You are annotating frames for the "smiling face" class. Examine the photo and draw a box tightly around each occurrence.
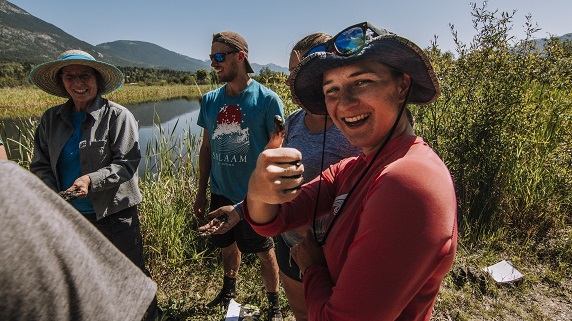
[60,64,98,111]
[322,59,411,155]
[210,42,241,83]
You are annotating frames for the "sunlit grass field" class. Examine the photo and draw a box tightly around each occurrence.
[0,84,212,120]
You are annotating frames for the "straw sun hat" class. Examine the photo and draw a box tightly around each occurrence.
[290,32,440,115]
[29,50,124,98]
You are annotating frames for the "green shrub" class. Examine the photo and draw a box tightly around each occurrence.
[416,2,572,242]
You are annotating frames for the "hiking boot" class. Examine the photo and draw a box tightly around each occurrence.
[206,289,236,308]
[206,276,237,308]
[267,307,283,321]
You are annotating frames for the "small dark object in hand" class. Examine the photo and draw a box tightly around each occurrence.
[58,190,81,202]
[217,213,229,225]
[273,115,285,135]
[200,213,230,236]
[282,184,303,194]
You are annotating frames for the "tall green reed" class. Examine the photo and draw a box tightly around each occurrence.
[138,115,213,266]
[0,117,37,167]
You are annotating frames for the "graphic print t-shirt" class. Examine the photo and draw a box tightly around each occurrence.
[197,80,284,203]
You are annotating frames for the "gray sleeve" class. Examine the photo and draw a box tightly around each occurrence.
[0,160,156,321]
[89,107,141,192]
[30,112,59,191]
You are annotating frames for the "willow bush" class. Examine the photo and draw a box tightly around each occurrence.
[416,2,572,243]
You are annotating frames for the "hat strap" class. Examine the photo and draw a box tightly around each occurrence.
[315,85,411,245]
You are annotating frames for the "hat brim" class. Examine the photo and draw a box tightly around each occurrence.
[29,58,123,98]
[291,34,440,115]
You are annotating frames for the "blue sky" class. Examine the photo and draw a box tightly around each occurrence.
[9,0,572,68]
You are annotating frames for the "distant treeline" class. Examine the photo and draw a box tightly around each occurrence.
[0,61,36,87]
[0,61,285,88]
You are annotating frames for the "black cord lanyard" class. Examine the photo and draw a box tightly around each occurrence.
[313,90,410,246]
[311,114,329,244]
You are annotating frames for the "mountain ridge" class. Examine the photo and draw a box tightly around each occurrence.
[0,0,288,74]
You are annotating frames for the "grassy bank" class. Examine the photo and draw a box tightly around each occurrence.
[0,84,213,120]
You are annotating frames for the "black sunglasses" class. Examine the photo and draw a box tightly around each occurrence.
[304,21,388,58]
[209,50,239,63]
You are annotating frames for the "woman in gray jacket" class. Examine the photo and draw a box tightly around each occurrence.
[29,50,145,272]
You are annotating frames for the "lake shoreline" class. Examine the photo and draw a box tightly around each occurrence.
[0,84,212,120]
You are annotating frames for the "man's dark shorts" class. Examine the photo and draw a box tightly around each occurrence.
[208,193,274,253]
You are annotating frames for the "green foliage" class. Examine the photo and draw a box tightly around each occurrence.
[0,62,205,88]
[0,117,37,166]
[253,70,299,117]
[139,119,205,264]
[417,2,572,242]
[195,69,209,85]
[209,69,218,86]
[0,61,35,87]
[120,66,196,86]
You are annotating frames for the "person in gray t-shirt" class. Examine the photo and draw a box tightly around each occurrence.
[0,160,156,321]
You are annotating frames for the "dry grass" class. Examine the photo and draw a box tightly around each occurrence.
[0,84,209,120]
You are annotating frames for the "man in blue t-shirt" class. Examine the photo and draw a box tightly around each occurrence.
[193,31,284,321]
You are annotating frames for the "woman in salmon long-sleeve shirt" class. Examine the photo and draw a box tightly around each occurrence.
[243,21,458,321]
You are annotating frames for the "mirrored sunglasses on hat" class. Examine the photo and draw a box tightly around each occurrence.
[304,21,389,58]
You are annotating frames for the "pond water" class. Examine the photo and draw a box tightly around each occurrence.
[1,98,203,175]
[127,98,202,175]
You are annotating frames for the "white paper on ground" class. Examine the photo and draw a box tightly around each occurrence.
[225,299,241,321]
[483,260,524,283]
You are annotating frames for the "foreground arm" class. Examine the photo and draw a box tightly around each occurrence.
[0,161,156,321]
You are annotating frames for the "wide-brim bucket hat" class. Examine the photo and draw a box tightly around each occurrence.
[29,50,124,98]
[290,33,440,115]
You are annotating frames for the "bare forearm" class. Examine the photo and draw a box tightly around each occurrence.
[245,194,280,225]
[197,139,211,195]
